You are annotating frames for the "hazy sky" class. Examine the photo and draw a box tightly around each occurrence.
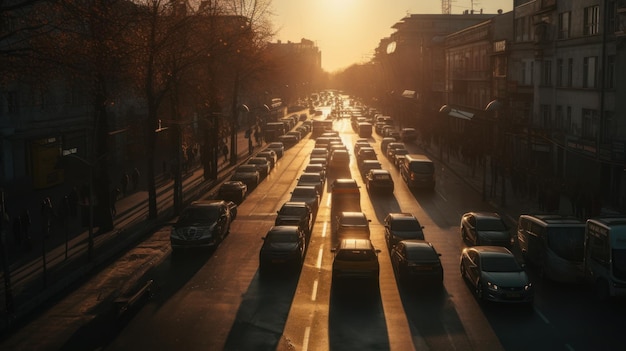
[270,0,514,72]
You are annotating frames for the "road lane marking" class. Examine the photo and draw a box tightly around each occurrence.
[311,279,318,301]
[316,246,324,269]
[326,194,332,206]
[322,221,328,237]
[303,326,311,351]
[535,308,550,324]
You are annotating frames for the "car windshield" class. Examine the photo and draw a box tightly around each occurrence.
[477,218,507,231]
[300,175,320,182]
[279,207,306,216]
[407,247,439,261]
[341,216,367,226]
[373,174,391,180]
[292,188,315,197]
[546,227,585,262]
[391,219,421,231]
[237,165,257,173]
[395,149,409,155]
[179,207,219,222]
[481,256,522,272]
[267,232,298,243]
[336,249,377,261]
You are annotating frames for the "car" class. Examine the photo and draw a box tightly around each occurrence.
[309,157,328,170]
[275,201,313,235]
[247,157,271,179]
[266,142,285,159]
[290,186,320,214]
[384,212,425,250]
[353,141,371,156]
[170,200,232,250]
[388,147,407,161]
[231,164,260,191]
[278,134,299,149]
[310,148,329,161]
[259,226,306,272]
[329,149,350,171]
[257,150,277,169]
[391,240,443,288]
[388,131,401,141]
[359,159,382,177]
[392,148,409,168]
[400,127,417,142]
[380,137,396,155]
[365,169,394,194]
[303,163,326,180]
[460,246,534,305]
[331,238,381,286]
[286,130,302,141]
[330,178,361,214]
[356,147,377,166]
[335,211,371,240]
[385,142,406,159]
[217,180,247,204]
[460,212,511,247]
[297,172,324,195]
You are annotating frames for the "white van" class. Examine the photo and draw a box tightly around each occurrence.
[585,217,626,299]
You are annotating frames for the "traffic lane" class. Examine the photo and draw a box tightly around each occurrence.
[105,130,316,350]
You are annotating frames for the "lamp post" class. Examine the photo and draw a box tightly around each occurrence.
[485,99,505,206]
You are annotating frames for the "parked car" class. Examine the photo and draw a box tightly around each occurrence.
[217,180,247,204]
[275,201,314,235]
[259,226,306,273]
[384,212,425,250]
[290,186,320,214]
[297,172,325,195]
[365,169,394,194]
[231,164,260,191]
[247,157,271,179]
[170,200,232,250]
[331,238,381,287]
[335,211,371,240]
[257,150,277,169]
[391,240,443,288]
[460,212,511,247]
[460,246,534,305]
[266,142,285,159]
[303,163,326,180]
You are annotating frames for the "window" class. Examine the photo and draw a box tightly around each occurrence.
[583,56,598,88]
[555,105,563,130]
[584,6,600,36]
[566,106,572,133]
[7,91,19,114]
[606,55,616,89]
[567,58,573,87]
[602,111,615,142]
[558,11,571,39]
[582,108,599,140]
[608,1,618,33]
[540,104,551,129]
[556,59,564,86]
[541,60,552,86]
[515,16,532,42]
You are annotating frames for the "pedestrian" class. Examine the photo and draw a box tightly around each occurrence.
[131,167,140,191]
[41,197,53,238]
[120,173,129,196]
[222,143,228,162]
[110,187,121,217]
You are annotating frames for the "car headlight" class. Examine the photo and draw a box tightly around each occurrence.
[524,283,533,291]
[487,281,499,291]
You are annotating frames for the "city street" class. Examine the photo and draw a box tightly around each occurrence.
[1,105,625,351]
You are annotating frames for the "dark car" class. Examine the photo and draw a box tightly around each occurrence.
[384,212,425,250]
[460,212,511,247]
[297,172,325,195]
[391,240,443,288]
[257,150,277,169]
[392,149,409,168]
[290,186,320,214]
[330,179,361,215]
[460,246,534,305]
[356,147,377,166]
[331,238,380,286]
[217,180,247,204]
[400,127,417,142]
[359,159,382,177]
[278,134,299,149]
[247,157,271,179]
[231,164,260,191]
[275,201,313,235]
[335,211,371,240]
[303,164,326,180]
[365,169,394,194]
[170,200,232,250]
[266,142,285,159]
[385,142,406,159]
[259,226,306,272]
[329,149,350,171]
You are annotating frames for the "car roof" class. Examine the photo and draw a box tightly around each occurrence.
[189,200,226,208]
[280,201,308,208]
[267,225,301,234]
[292,185,317,192]
[470,245,513,256]
[340,211,367,219]
[332,178,358,186]
[387,212,417,221]
[401,239,435,250]
[267,142,284,147]
[466,212,502,220]
[369,169,390,175]
[222,180,244,186]
[337,238,375,250]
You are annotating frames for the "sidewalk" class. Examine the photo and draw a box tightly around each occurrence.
[0,131,255,337]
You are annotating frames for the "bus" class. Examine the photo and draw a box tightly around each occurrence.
[516,214,586,283]
[585,217,626,299]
